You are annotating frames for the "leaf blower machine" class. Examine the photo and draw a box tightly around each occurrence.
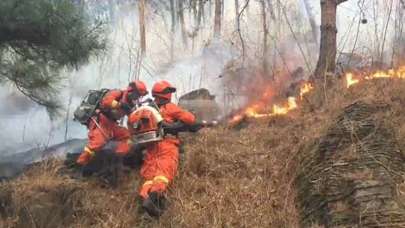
[127,99,217,147]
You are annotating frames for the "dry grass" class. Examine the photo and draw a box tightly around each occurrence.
[0,121,305,228]
[2,78,405,227]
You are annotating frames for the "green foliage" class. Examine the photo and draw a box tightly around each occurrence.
[0,0,105,117]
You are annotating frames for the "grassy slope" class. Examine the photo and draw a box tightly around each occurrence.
[2,78,405,228]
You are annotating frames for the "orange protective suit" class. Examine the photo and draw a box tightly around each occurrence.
[77,90,132,165]
[139,102,196,199]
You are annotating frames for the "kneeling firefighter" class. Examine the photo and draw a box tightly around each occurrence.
[127,80,198,217]
[76,80,148,166]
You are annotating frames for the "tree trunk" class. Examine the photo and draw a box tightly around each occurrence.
[169,0,176,61]
[197,0,204,27]
[266,0,276,20]
[178,0,188,48]
[393,1,405,66]
[235,0,239,30]
[314,0,347,79]
[214,0,222,38]
[260,0,269,76]
[208,0,212,19]
[221,0,225,23]
[138,0,146,55]
[302,0,319,44]
[200,0,206,24]
[192,0,197,22]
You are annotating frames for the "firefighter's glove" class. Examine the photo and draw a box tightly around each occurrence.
[76,147,95,166]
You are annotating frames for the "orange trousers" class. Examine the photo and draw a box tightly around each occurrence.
[87,114,131,156]
[139,138,179,199]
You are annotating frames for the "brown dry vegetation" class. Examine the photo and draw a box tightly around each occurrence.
[2,77,405,227]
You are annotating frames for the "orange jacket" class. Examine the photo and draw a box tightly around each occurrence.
[158,102,196,145]
[138,102,195,198]
[159,102,196,125]
[99,89,130,120]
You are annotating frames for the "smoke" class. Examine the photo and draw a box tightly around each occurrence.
[155,39,238,103]
[0,2,236,155]
[0,0,402,155]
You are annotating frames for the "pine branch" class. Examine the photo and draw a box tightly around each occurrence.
[0,25,50,45]
[0,0,105,117]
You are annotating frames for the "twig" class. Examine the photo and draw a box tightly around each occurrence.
[400,0,405,8]
[64,91,73,141]
[337,14,358,61]
[380,0,394,62]
[237,0,250,65]
[268,34,292,76]
[346,0,366,67]
[279,1,313,73]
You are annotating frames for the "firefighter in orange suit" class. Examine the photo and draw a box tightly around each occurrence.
[76,80,148,165]
[139,80,196,217]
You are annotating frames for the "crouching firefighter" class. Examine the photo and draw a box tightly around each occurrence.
[74,80,148,166]
[127,80,197,217]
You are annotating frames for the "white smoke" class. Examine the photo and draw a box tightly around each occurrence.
[0,0,402,155]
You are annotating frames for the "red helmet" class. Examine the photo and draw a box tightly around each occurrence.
[128,80,148,96]
[152,80,176,100]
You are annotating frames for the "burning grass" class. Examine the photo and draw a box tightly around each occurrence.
[2,74,405,227]
[346,66,405,88]
[230,65,405,127]
[229,82,313,125]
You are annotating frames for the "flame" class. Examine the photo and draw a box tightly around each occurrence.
[272,97,297,115]
[238,97,298,119]
[229,65,405,126]
[229,81,312,124]
[347,66,405,88]
[229,113,245,126]
[346,73,359,88]
[299,83,314,98]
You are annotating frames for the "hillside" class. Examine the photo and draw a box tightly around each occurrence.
[2,77,405,227]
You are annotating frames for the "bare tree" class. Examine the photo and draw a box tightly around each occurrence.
[214,0,222,38]
[302,0,319,44]
[392,0,405,66]
[266,0,276,20]
[191,0,197,22]
[235,0,239,30]
[197,0,204,27]
[314,0,348,79]
[199,0,205,24]
[260,0,270,76]
[178,0,188,48]
[169,0,176,61]
[237,0,250,63]
[380,0,394,63]
[139,0,146,55]
[372,0,380,62]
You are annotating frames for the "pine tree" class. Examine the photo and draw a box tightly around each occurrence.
[0,0,105,117]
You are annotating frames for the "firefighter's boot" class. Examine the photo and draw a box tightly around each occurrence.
[142,191,166,217]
